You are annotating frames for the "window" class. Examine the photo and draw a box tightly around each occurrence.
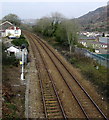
[15,30,18,34]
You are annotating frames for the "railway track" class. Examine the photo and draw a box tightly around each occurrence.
[24,31,108,119]
[26,33,67,119]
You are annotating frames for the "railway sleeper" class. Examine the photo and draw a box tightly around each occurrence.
[45,98,57,101]
[47,109,61,114]
[46,104,59,107]
[47,106,59,110]
[44,94,56,98]
[44,95,55,98]
[47,112,62,116]
[43,89,54,92]
[48,114,63,119]
[45,100,58,103]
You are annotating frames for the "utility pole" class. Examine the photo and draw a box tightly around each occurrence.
[21,49,24,80]
[21,44,25,80]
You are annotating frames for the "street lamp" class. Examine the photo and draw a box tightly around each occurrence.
[21,44,25,80]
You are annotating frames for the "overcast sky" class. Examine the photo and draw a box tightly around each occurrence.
[1,1,108,20]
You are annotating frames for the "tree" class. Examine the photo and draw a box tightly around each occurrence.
[51,12,65,24]
[33,12,66,37]
[2,14,21,26]
[55,23,67,44]
[51,12,65,36]
[63,19,79,53]
[34,17,53,36]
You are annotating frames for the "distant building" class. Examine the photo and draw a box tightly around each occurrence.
[80,36,96,41]
[91,41,108,49]
[0,21,21,38]
[99,37,109,44]
[79,40,108,49]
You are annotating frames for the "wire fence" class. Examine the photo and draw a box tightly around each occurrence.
[75,47,109,68]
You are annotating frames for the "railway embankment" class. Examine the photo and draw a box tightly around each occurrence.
[25,35,44,118]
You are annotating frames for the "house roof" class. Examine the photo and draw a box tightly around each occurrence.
[7,26,20,30]
[80,36,96,40]
[0,21,14,31]
[0,21,13,26]
[7,46,20,53]
[91,41,109,45]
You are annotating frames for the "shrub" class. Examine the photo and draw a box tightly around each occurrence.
[11,35,29,47]
[2,45,19,66]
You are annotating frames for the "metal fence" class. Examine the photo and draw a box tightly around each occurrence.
[75,47,109,68]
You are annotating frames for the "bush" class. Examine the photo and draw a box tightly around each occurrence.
[68,52,109,99]
[2,45,19,66]
[2,54,19,66]
[11,35,29,47]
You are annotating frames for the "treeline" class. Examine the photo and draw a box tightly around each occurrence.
[2,14,33,31]
[2,13,80,53]
[32,12,80,53]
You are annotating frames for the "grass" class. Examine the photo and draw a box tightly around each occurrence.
[6,102,17,110]
[3,102,18,119]
[69,53,109,99]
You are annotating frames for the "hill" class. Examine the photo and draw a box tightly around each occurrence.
[78,5,109,32]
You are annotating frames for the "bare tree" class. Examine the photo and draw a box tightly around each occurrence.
[35,17,52,35]
[51,12,65,24]
[63,19,79,53]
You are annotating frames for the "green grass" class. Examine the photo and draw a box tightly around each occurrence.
[3,102,18,119]
[6,102,17,110]
[70,53,109,98]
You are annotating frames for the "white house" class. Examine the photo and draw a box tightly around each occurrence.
[6,46,28,63]
[7,46,21,56]
[0,21,21,38]
[6,26,21,38]
[0,21,14,37]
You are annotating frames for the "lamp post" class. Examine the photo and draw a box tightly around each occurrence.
[21,44,25,80]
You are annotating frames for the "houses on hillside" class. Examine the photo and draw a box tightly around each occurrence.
[80,31,102,37]
[80,31,109,38]
[0,21,21,38]
[79,36,109,54]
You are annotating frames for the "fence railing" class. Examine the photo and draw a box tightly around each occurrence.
[75,47,109,68]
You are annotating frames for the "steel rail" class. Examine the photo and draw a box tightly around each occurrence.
[27,33,67,119]
[33,33,108,120]
[31,34,90,120]
[27,34,48,118]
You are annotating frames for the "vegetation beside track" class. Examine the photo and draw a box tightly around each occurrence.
[11,34,29,47]
[2,35,28,119]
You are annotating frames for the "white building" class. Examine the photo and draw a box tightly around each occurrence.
[99,37,109,44]
[7,46,21,56]
[6,46,28,63]
[6,26,21,38]
[0,21,21,38]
